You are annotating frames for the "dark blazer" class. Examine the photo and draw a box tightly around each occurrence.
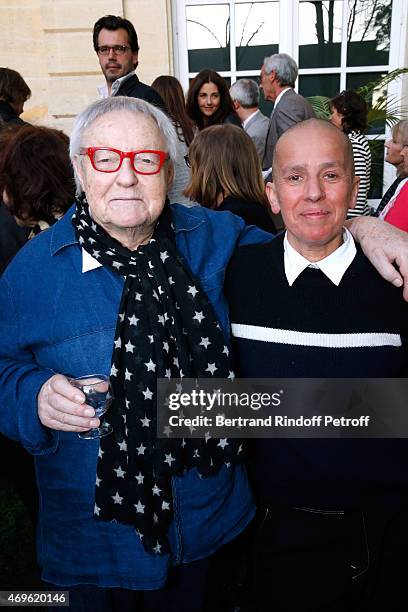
[262,88,315,170]
[217,195,276,234]
[0,202,27,275]
[0,100,25,126]
[374,177,406,217]
[115,74,166,113]
[223,112,242,127]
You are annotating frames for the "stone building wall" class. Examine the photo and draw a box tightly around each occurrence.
[1,0,173,134]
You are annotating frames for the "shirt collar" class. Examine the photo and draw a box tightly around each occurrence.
[274,87,292,108]
[242,109,260,129]
[283,228,356,286]
[82,248,102,272]
[49,202,205,271]
[97,70,135,98]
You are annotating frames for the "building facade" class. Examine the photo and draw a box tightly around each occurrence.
[2,0,407,199]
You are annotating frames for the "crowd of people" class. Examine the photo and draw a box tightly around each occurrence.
[1,12,408,612]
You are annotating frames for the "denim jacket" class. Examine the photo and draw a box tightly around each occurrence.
[0,204,272,589]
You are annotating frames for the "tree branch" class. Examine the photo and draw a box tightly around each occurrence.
[360,0,379,41]
[186,19,224,48]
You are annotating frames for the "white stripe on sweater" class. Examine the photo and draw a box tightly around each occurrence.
[231,323,401,348]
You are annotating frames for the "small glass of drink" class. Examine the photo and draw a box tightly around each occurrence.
[69,374,114,440]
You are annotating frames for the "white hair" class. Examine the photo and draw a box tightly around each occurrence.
[263,53,298,87]
[229,79,259,108]
[69,96,178,194]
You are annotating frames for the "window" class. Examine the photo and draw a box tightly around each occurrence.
[172,0,407,200]
[176,0,279,116]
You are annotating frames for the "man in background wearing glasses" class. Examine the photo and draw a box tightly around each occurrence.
[93,14,165,112]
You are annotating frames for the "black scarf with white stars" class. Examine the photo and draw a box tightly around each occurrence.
[72,195,243,555]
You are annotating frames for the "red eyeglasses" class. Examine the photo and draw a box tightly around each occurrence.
[79,147,168,175]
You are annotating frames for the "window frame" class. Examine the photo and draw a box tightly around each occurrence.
[171,0,408,201]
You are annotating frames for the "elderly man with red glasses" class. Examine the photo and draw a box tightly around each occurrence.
[0,96,408,612]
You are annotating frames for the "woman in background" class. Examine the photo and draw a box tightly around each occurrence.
[375,119,408,220]
[0,122,28,274]
[0,124,75,236]
[151,75,196,206]
[184,123,276,233]
[0,124,75,535]
[0,67,31,127]
[376,121,408,232]
[0,69,32,272]
[186,69,240,131]
[330,89,372,217]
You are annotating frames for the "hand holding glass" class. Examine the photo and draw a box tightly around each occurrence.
[69,374,114,439]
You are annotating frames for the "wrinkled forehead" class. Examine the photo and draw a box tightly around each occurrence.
[82,110,163,147]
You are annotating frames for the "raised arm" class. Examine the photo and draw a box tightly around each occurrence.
[346,216,408,300]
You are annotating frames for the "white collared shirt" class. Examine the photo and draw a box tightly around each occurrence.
[283,228,357,286]
[97,70,135,99]
[242,109,260,130]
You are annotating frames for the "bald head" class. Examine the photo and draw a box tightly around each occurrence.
[272,118,355,180]
[266,117,360,261]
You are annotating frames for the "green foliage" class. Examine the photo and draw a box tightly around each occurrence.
[306,96,331,119]
[357,68,408,102]
[307,68,408,130]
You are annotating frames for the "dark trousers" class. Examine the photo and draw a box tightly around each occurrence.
[252,505,408,612]
[0,433,38,524]
[46,556,212,612]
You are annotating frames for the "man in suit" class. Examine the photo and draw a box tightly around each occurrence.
[229,79,269,160]
[261,53,315,173]
[93,15,165,111]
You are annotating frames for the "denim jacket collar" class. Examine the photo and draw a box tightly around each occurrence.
[49,203,204,257]
[50,204,77,256]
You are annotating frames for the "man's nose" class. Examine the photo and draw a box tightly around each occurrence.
[116,158,138,185]
[304,176,324,201]
[108,47,117,59]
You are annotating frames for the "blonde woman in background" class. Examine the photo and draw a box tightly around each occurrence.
[184,123,276,233]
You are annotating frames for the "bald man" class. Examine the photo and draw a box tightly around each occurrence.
[225,119,408,611]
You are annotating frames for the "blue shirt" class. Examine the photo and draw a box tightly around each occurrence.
[0,203,272,589]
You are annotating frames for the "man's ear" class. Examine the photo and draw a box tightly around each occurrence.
[348,175,360,210]
[268,69,276,84]
[73,156,85,191]
[266,181,281,215]
[232,100,240,111]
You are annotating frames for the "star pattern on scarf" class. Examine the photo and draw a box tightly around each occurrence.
[72,197,243,555]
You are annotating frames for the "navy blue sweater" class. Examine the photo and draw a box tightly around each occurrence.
[225,234,408,509]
